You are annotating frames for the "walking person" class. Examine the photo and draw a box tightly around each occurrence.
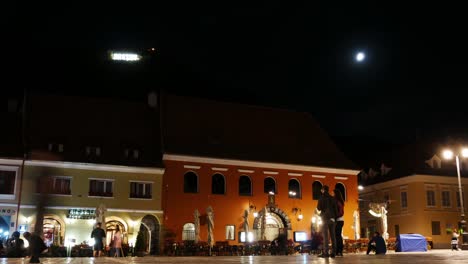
[23,232,47,263]
[317,185,338,258]
[91,222,106,257]
[113,225,123,257]
[451,230,460,251]
[334,188,345,257]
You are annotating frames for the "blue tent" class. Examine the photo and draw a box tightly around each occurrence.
[396,234,427,252]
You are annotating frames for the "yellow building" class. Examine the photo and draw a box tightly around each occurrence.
[359,173,467,248]
[16,160,164,253]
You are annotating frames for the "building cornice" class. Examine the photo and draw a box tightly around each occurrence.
[3,203,163,214]
[163,154,360,175]
[25,160,165,175]
[361,174,468,193]
[0,158,24,166]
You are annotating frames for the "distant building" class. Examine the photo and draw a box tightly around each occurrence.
[358,140,468,248]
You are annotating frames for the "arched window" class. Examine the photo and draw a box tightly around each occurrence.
[182,223,195,241]
[335,183,347,201]
[264,177,276,194]
[312,181,323,200]
[239,175,252,196]
[184,172,198,193]
[288,179,301,198]
[212,173,226,195]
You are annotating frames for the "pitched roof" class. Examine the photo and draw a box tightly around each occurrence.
[162,94,357,170]
[26,93,162,167]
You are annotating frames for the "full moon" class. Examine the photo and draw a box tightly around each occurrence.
[356,52,365,62]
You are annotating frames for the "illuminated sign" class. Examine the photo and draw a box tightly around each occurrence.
[110,52,141,61]
[67,209,95,219]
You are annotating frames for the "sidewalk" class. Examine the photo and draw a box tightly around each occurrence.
[1,249,466,263]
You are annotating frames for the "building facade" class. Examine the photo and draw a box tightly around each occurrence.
[163,154,359,245]
[360,174,468,248]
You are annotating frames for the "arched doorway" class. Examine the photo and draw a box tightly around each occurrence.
[140,215,160,255]
[105,220,126,247]
[43,217,63,246]
[253,207,292,241]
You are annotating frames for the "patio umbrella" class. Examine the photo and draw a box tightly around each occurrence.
[260,207,267,240]
[95,203,107,225]
[194,209,200,243]
[353,209,360,240]
[243,209,249,233]
[206,206,214,255]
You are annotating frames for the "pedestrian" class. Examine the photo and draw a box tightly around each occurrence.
[6,231,25,257]
[333,188,345,257]
[366,232,387,255]
[451,230,460,251]
[23,232,47,263]
[113,225,123,257]
[317,185,338,258]
[91,222,106,257]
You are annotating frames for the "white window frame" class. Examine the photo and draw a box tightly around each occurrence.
[50,176,72,196]
[0,165,19,200]
[88,178,114,198]
[441,189,451,208]
[129,180,153,200]
[425,184,436,207]
[400,188,408,209]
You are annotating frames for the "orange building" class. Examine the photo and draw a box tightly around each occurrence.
[160,95,360,245]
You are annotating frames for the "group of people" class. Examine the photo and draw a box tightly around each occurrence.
[90,222,123,257]
[1,231,46,263]
[316,185,345,258]
[317,185,386,258]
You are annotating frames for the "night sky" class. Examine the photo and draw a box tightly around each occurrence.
[5,2,468,155]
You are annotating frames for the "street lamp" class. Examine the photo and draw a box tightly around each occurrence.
[443,148,468,249]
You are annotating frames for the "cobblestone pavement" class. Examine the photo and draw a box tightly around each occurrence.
[1,250,467,264]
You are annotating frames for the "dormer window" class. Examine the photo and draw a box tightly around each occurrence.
[124,148,140,159]
[86,146,101,157]
[425,154,442,169]
[48,143,64,153]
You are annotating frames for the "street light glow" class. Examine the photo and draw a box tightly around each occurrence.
[443,149,454,160]
[462,148,468,158]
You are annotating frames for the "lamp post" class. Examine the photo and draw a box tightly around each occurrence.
[443,149,468,249]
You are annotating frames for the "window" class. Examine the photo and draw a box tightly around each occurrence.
[431,221,441,235]
[0,168,16,196]
[225,225,235,240]
[442,190,451,207]
[48,143,64,153]
[426,190,436,207]
[239,175,252,196]
[401,191,408,208]
[182,223,195,241]
[130,182,152,199]
[184,172,198,193]
[312,181,322,200]
[212,173,225,195]
[288,179,301,198]
[86,146,101,157]
[89,179,113,197]
[51,177,71,195]
[264,177,276,194]
[334,183,346,201]
[456,191,464,208]
[124,148,140,159]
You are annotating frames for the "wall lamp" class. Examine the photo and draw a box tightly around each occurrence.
[292,208,303,220]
